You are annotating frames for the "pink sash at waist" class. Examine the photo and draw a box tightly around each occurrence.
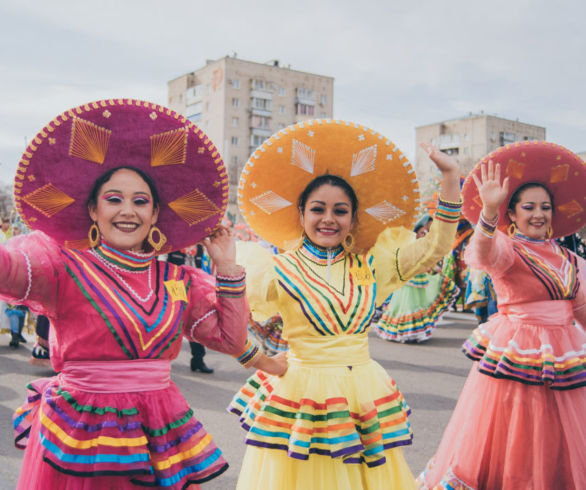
[499,300,573,326]
[58,359,171,393]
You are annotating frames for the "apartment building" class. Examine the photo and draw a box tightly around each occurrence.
[168,56,334,219]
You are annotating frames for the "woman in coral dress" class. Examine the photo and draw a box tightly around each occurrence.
[7,100,256,489]
[228,121,462,489]
[418,142,586,489]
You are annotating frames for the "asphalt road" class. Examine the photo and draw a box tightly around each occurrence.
[0,312,477,489]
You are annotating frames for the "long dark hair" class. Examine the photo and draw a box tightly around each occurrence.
[507,182,554,215]
[87,166,161,210]
[297,174,358,220]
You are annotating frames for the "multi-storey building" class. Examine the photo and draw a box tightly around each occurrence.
[168,56,334,219]
[415,114,546,197]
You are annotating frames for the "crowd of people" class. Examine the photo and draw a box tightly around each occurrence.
[2,99,584,489]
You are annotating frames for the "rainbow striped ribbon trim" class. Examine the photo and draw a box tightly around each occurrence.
[235,338,260,367]
[216,272,246,298]
[434,197,462,223]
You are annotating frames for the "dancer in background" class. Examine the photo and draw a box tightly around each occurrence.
[374,214,460,343]
[229,120,461,490]
[6,100,254,489]
[418,142,586,490]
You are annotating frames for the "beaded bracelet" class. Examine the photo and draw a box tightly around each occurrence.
[235,338,261,368]
[477,212,498,238]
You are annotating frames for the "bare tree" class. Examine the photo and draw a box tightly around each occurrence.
[0,184,14,219]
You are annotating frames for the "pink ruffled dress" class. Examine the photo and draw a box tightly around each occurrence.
[417,230,586,490]
[3,232,249,489]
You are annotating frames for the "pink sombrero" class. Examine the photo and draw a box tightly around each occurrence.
[14,99,228,253]
[462,140,586,238]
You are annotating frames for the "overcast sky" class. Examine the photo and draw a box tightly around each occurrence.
[1,0,584,185]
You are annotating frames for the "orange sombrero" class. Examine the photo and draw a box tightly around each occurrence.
[14,99,228,253]
[463,140,586,238]
[238,120,421,253]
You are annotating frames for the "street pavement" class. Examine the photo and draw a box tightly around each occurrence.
[0,312,477,489]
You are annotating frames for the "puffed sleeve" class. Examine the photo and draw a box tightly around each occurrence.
[464,230,515,278]
[0,231,62,316]
[371,208,460,305]
[183,266,250,357]
[236,241,279,321]
[572,255,586,328]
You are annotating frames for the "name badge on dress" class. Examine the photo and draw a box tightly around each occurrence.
[349,264,374,286]
[164,280,188,302]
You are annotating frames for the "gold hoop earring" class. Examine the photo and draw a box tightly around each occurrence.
[148,226,167,252]
[507,223,517,238]
[88,222,100,248]
[342,233,355,253]
[547,225,553,239]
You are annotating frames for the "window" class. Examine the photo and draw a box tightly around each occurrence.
[278,105,285,114]
[231,79,240,89]
[231,136,239,146]
[295,103,315,116]
[252,97,271,111]
[499,131,516,146]
[232,98,239,108]
[297,87,314,99]
[251,135,268,147]
[186,102,202,116]
[253,79,266,90]
[251,115,271,129]
[278,87,285,96]
[187,114,202,123]
[231,155,238,165]
[320,112,327,117]
[278,123,285,129]
[232,117,239,127]
[320,94,327,104]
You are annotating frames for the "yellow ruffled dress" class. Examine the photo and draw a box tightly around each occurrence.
[229,218,458,490]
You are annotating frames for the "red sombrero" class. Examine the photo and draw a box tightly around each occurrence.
[14,99,228,253]
[463,141,586,238]
[238,119,421,253]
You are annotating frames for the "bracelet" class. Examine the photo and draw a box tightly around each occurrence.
[216,272,246,298]
[235,338,261,368]
[437,196,463,207]
[477,212,498,238]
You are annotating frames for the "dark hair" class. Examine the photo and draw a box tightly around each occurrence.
[87,166,160,210]
[507,182,554,214]
[297,174,358,220]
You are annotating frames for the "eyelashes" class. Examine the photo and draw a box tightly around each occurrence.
[102,193,151,205]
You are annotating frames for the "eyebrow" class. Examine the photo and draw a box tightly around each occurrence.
[309,200,350,206]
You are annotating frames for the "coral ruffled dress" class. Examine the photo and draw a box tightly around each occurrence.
[418,231,586,490]
[3,233,249,489]
[230,216,459,490]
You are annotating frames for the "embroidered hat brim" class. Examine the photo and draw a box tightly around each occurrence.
[462,141,586,238]
[237,120,421,253]
[14,99,228,253]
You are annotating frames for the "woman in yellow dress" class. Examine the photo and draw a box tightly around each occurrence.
[229,121,462,489]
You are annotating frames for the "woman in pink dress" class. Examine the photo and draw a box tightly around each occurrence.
[6,100,260,489]
[418,142,586,489]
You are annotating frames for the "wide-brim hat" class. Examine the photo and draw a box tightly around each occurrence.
[237,119,421,253]
[14,99,228,253]
[462,141,586,238]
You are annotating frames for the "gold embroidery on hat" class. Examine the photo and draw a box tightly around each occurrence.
[351,144,377,177]
[549,164,569,183]
[557,200,583,219]
[506,159,525,179]
[168,188,220,225]
[150,127,188,167]
[291,139,315,174]
[69,117,111,164]
[251,190,293,215]
[365,201,406,224]
[23,183,75,218]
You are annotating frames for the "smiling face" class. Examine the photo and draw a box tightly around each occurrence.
[300,184,354,248]
[507,186,552,240]
[88,168,159,251]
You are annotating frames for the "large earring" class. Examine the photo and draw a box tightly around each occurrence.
[88,222,100,248]
[342,233,355,253]
[148,226,167,252]
[546,225,553,239]
[507,222,517,238]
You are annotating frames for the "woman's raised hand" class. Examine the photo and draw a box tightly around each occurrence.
[421,142,459,175]
[203,226,238,275]
[472,160,510,220]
